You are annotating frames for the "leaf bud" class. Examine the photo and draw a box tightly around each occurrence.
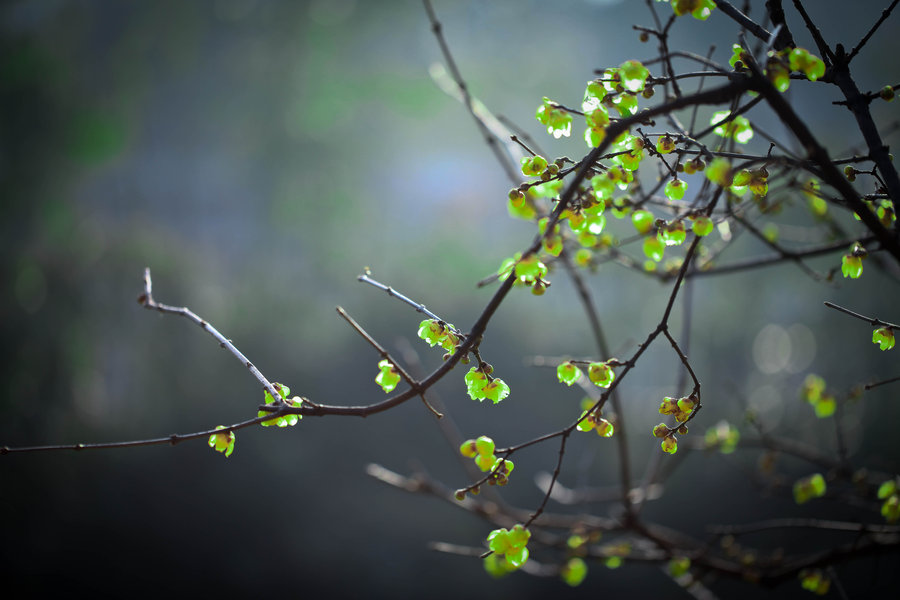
[652,423,669,438]
[475,435,495,456]
[460,439,478,457]
[676,397,697,414]
[658,397,678,415]
[661,435,678,454]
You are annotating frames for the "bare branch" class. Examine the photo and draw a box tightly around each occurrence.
[712,0,774,44]
[824,301,899,329]
[138,268,288,408]
[1,414,276,455]
[423,0,520,182]
[847,0,900,63]
[335,306,442,418]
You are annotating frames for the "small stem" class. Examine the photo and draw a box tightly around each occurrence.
[823,301,899,329]
[423,0,519,183]
[1,414,276,455]
[846,0,900,63]
[712,0,774,44]
[662,328,700,395]
[789,0,836,64]
[358,272,465,339]
[524,432,570,529]
[710,517,900,535]
[864,375,900,391]
[137,268,286,406]
[335,306,442,419]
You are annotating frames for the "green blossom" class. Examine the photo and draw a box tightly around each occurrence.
[208,426,235,457]
[375,359,401,393]
[486,525,531,570]
[557,361,583,386]
[793,473,826,504]
[536,97,573,139]
[873,327,895,351]
[710,110,753,144]
[789,47,825,81]
[560,557,588,586]
[671,0,715,20]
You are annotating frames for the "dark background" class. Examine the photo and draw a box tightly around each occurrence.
[2,1,899,597]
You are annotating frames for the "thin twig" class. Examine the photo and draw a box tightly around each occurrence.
[524,432,570,528]
[789,0,835,64]
[847,0,900,63]
[335,306,442,418]
[864,375,900,391]
[1,414,278,455]
[358,272,465,338]
[729,212,824,281]
[692,235,875,278]
[662,328,701,395]
[423,0,519,182]
[498,115,548,160]
[709,518,900,536]
[558,249,633,512]
[823,301,899,329]
[138,268,287,407]
[712,0,773,44]
[688,46,717,132]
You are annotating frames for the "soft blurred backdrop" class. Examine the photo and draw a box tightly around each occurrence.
[2,1,899,597]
